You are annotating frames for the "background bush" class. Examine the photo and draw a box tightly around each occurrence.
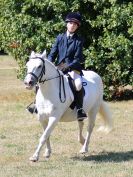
[0,0,133,100]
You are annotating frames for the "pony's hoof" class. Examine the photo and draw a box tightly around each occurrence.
[79,149,88,154]
[97,126,105,132]
[43,150,51,159]
[44,153,51,159]
[97,126,113,134]
[104,127,113,134]
[29,156,39,162]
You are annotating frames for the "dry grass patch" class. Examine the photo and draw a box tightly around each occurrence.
[0,56,133,177]
[0,55,18,69]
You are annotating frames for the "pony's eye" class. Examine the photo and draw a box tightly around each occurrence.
[38,65,42,69]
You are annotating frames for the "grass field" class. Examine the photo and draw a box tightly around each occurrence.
[0,56,133,177]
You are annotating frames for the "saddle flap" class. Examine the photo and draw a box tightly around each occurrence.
[67,74,85,110]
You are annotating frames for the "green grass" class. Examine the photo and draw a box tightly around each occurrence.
[0,56,133,177]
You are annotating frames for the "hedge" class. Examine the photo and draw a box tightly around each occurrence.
[0,0,133,100]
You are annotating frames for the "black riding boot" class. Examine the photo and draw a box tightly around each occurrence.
[75,89,87,121]
[26,85,38,114]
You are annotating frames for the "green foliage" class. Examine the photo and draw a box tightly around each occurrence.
[83,1,133,99]
[0,0,133,99]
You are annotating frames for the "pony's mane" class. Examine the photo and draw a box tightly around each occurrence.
[45,58,57,69]
[30,51,63,74]
[45,59,64,75]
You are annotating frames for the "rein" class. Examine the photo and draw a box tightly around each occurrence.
[28,57,66,103]
[39,69,66,103]
[57,70,66,103]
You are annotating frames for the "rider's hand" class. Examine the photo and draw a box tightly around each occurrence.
[57,63,69,72]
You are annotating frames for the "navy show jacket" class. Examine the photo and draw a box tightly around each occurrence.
[48,32,84,71]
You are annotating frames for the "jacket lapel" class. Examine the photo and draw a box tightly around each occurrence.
[67,35,76,54]
[58,33,77,63]
[61,33,68,59]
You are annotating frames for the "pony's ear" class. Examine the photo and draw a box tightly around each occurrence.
[30,51,35,58]
[41,50,47,59]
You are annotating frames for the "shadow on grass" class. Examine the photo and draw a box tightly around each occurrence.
[71,151,133,163]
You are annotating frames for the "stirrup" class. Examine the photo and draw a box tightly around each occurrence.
[26,102,37,114]
[77,108,87,121]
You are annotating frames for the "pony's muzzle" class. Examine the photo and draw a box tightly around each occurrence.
[24,76,35,89]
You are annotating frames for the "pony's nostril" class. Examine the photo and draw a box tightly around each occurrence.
[29,81,34,86]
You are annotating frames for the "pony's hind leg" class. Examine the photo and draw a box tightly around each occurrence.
[97,101,113,133]
[79,109,97,154]
[44,137,51,158]
[78,121,85,145]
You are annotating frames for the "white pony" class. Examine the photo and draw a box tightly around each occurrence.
[24,51,113,162]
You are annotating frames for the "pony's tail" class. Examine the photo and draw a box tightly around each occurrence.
[97,101,113,134]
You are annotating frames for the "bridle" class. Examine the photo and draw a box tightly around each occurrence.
[27,57,66,103]
[27,57,46,83]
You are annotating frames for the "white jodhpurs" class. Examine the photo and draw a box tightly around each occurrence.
[68,71,82,91]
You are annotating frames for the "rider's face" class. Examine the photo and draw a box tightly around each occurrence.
[67,22,79,33]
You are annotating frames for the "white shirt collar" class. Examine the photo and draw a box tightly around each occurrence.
[67,31,74,37]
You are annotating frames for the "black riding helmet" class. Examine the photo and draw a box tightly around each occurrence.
[65,12,82,26]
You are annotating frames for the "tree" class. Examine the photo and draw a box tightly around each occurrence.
[0,0,132,99]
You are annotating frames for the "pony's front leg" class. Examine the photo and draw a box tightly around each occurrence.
[29,116,58,162]
[39,119,52,158]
